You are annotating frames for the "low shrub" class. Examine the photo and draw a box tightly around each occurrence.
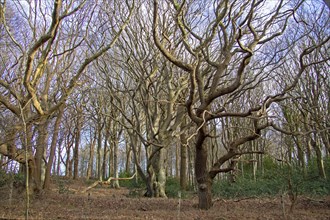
[166,177,194,199]
[212,157,330,199]
[118,171,145,189]
[0,170,25,188]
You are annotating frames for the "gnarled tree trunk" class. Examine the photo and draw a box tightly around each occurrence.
[195,127,213,210]
[151,147,167,197]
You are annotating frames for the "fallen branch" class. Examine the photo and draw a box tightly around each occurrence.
[80,173,136,194]
[234,196,257,202]
[304,196,325,204]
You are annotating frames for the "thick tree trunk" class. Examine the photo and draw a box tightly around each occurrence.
[197,176,213,210]
[68,159,73,178]
[151,147,167,198]
[112,131,122,188]
[188,144,195,189]
[295,137,306,177]
[195,127,213,210]
[73,139,80,179]
[252,142,257,181]
[73,116,82,179]
[0,155,4,169]
[65,136,73,177]
[156,151,167,198]
[86,137,96,180]
[125,147,132,174]
[26,160,38,195]
[311,137,326,179]
[64,130,71,177]
[319,130,330,156]
[102,137,108,180]
[129,133,147,186]
[175,143,180,179]
[168,147,173,177]
[44,105,64,189]
[35,121,48,191]
[97,125,103,180]
[180,126,188,190]
[109,142,114,179]
[146,164,155,197]
[56,137,63,176]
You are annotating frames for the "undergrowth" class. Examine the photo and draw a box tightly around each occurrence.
[0,170,25,188]
[117,157,329,199]
[213,156,330,199]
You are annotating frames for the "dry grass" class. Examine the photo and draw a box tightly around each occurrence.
[0,178,329,219]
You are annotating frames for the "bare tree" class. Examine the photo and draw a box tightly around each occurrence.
[271,2,330,179]
[87,3,190,197]
[152,0,329,209]
[0,0,134,193]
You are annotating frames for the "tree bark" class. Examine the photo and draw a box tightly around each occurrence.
[35,120,49,191]
[86,136,96,180]
[112,129,122,188]
[195,127,213,210]
[129,132,148,186]
[56,137,63,176]
[65,132,73,178]
[311,136,326,179]
[73,109,83,179]
[150,146,168,198]
[146,163,155,197]
[175,143,180,179]
[97,123,103,180]
[125,145,132,174]
[180,122,188,190]
[44,105,65,189]
[102,136,108,180]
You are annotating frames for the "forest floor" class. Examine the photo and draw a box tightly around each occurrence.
[0,178,329,220]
